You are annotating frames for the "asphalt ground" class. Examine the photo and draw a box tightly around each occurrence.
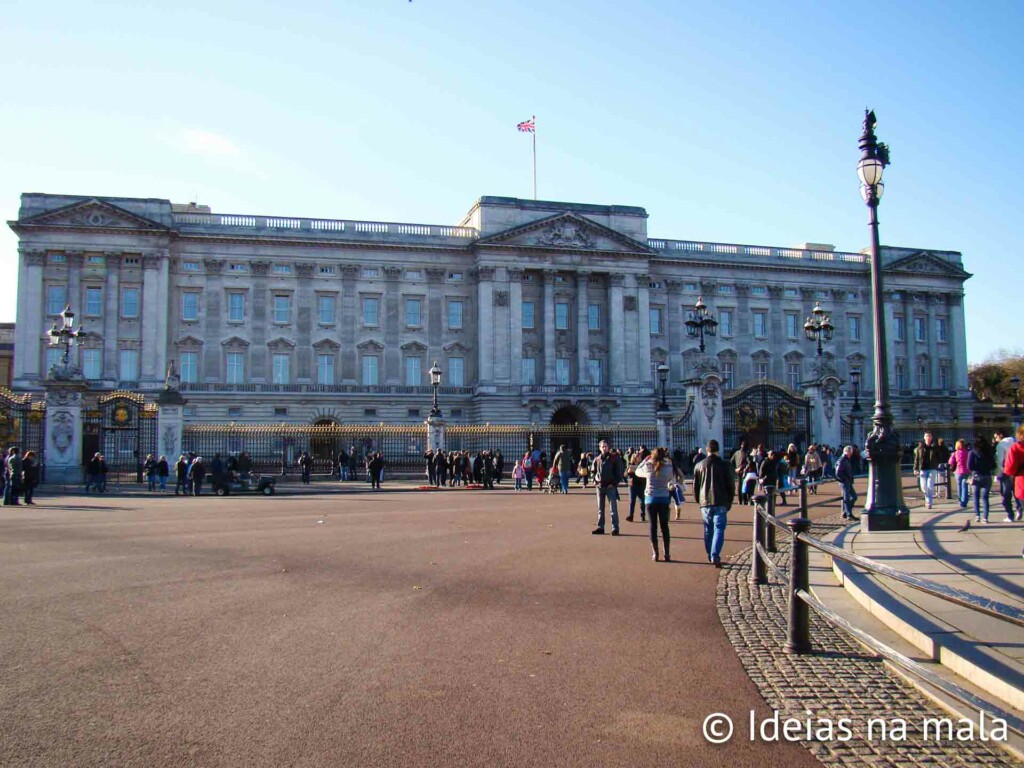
[0,483,845,768]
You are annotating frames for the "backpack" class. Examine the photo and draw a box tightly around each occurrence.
[523,457,532,470]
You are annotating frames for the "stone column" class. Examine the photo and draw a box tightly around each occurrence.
[384,266,402,384]
[157,386,187,461]
[666,280,683,385]
[43,380,88,484]
[140,255,162,385]
[156,253,170,385]
[656,405,672,450]
[805,375,841,449]
[691,374,723,450]
[66,251,83,319]
[948,294,968,390]
[880,290,897,394]
[637,277,652,385]
[425,415,446,452]
[926,293,939,390]
[296,263,317,382]
[542,273,555,384]
[14,249,45,383]
[508,270,524,384]
[609,274,626,385]
[576,271,590,384]
[476,266,495,383]
[341,265,360,383]
[903,293,917,388]
[103,253,121,382]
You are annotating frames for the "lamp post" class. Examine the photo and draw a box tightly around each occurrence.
[47,305,86,369]
[685,296,718,353]
[858,109,909,530]
[429,360,443,418]
[849,367,862,445]
[657,362,670,410]
[1011,375,1022,429]
[804,302,835,357]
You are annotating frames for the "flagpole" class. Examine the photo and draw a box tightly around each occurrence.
[532,115,537,200]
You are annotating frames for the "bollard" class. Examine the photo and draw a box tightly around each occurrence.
[785,517,812,654]
[765,485,777,553]
[800,478,809,517]
[750,495,768,585]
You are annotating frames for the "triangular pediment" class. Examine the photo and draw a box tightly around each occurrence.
[884,250,969,279]
[175,335,204,348]
[15,198,168,231]
[476,212,652,255]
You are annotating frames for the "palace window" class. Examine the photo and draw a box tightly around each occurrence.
[319,266,336,275]
[273,294,291,324]
[121,288,139,319]
[785,312,799,339]
[272,353,290,385]
[362,355,379,386]
[719,310,733,337]
[317,354,334,385]
[894,315,905,342]
[229,263,246,272]
[684,282,698,292]
[119,349,139,383]
[718,285,734,294]
[751,286,768,296]
[405,298,422,327]
[181,292,199,322]
[754,361,768,380]
[45,347,64,373]
[522,301,536,329]
[82,348,102,380]
[86,255,104,265]
[916,362,929,389]
[226,352,245,384]
[784,287,799,298]
[936,317,947,342]
[180,351,198,384]
[273,264,292,275]
[588,304,601,330]
[228,407,243,418]
[47,285,67,315]
[914,317,927,342]
[362,297,380,326]
[555,302,570,330]
[721,362,735,390]
[555,358,570,385]
[649,307,663,335]
[753,311,768,338]
[363,267,380,279]
[521,357,537,385]
[405,356,422,387]
[317,295,335,325]
[588,358,603,385]
[448,300,463,329]
[895,361,906,390]
[182,261,201,272]
[939,362,951,390]
[448,356,465,387]
[848,315,862,341]
[228,292,245,322]
[448,271,463,281]
[85,287,102,317]
[406,269,423,281]
[788,363,801,390]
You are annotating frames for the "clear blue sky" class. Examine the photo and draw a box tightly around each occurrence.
[2,0,1020,365]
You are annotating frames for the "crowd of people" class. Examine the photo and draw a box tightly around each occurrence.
[914,427,1024,523]
[0,446,40,505]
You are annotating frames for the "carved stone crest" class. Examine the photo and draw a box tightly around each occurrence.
[476,266,496,282]
[23,250,46,267]
[426,268,446,283]
[823,381,838,425]
[297,263,316,279]
[161,424,179,457]
[50,411,76,457]
[342,264,360,279]
[202,258,225,274]
[383,266,403,281]
[493,290,509,307]
[701,379,719,429]
[538,220,593,249]
[623,296,638,312]
[251,261,270,276]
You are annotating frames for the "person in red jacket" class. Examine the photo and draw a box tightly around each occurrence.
[1002,424,1024,516]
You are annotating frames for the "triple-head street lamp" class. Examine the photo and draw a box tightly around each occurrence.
[804,302,834,357]
[657,362,670,410]
[1011,375,1021,425]
[858,109,909,530]
[429,361,443,418]
[849,367,862,415]
[47,305,86,368]
[685,296,718,353]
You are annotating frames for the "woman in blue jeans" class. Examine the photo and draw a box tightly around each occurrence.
[967,439,995,523]
[636,447,675,562]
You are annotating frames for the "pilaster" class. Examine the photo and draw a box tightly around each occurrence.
[44,380,89,484]
[508,269,524,384]
[637,277,652,385]
[609,274,626,385]
[476,266,495,383]
[542,273,555,384]
[576,271,590,384]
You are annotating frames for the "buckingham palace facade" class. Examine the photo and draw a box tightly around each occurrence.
[9,193,972,429]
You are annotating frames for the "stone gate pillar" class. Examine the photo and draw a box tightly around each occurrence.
[425,415,445,453]
[655,403,672,449]
[688,374,723,451]
[157,363,187,460]
[44,378,89,484]
[805,374,842,449]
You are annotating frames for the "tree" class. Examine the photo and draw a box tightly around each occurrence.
[968,352,1024,403]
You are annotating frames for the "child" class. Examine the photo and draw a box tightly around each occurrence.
[512,460,525,491]
[535,461,548,491]
[742,460,759,506]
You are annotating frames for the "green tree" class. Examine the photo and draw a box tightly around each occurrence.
[968,352,1024,403]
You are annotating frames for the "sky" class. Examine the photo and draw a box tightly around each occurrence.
[2,0,1021,365]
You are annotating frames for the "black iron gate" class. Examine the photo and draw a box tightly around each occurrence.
[89,392,158,484]
[722,381,811,454]
[0,387,46,476]
[670,400,697,456]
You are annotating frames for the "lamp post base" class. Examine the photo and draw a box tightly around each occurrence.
[861,510,911,531]
[860,421,912,531]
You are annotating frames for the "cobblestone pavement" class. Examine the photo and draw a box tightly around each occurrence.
[717,516,1020,767]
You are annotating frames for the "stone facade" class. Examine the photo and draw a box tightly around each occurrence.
[8,193,973,430]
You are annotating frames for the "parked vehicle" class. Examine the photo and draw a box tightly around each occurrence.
[212,473,276,496]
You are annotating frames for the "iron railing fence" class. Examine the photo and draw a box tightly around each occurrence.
[749,478,1024,738]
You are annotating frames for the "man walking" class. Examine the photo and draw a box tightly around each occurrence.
[553,444,573,494]
[592,440,624,536]
[913,432,940,510]
[836,445,859,521]
[995,429,1023,522]
[693,439,735,567]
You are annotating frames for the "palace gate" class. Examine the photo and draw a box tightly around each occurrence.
[722,381,812,453]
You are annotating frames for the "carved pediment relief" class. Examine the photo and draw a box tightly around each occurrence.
[443,341,469,354]
[313,338,341,351]
[176,335,204,349]
[221,336,250,349]
[267,337,296,351]
[357,339,384,352]
[16,199,168,231]
[476,212,652,255]
[884,251,969,279]
[401,341,428,353]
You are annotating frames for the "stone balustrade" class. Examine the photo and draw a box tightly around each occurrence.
[647,239,866,265]
[172,212,477,240]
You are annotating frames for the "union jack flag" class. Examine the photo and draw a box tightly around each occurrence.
[517,118,535,133]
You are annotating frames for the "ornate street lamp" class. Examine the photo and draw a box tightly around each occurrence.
[1011,375,1022,424]
[429,360,443,418]
[685,296,718,353]
[804,302,834,357]
[48,305,86,368]
[850,367,862,414]
[858,109,909,530]
[657,362,670,410]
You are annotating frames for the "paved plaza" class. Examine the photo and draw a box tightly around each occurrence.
[0,482,1020,767]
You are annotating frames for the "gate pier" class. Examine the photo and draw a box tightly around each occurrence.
[44,379,88,484]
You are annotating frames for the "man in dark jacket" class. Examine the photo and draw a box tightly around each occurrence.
[913,432,940,509]
[592,440,625,535]
[836,445,859,521]
[693,439,735,567]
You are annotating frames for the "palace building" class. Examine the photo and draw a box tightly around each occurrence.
[9,193,972,437]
